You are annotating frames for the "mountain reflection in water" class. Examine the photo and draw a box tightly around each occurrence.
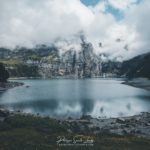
[0,79,150,118]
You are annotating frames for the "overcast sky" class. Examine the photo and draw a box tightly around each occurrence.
[0,0,150,60]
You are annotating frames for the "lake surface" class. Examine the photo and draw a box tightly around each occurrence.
[0,79,150,118]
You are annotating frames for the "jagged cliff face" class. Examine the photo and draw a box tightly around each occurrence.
[0,41,122,78]
[38,41,102,78]
[1,41,149,79]
[79,42,101,77]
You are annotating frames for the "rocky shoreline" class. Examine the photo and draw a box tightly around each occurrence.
[122,78,150,91]
[0,81,24,91]
[1,108,150,149]
[63,113,150,139]
[0,109,150,138]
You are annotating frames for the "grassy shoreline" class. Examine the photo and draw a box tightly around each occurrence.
[0,109,150,150]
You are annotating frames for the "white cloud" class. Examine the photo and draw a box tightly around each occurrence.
[123,0,150,58]
[0,0,94,48]
[107,0,139,10]
[0,0,150,60]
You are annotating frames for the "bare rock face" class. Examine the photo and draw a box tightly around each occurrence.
[37,40,102,78]
[79,41,101,78]
[0,38,121,79]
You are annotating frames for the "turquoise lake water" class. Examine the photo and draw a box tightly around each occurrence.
[0,79,150,118]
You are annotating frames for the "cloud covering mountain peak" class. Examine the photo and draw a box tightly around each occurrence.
[0,0,150,60]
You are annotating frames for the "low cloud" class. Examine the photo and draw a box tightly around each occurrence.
[0,0,149,60]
